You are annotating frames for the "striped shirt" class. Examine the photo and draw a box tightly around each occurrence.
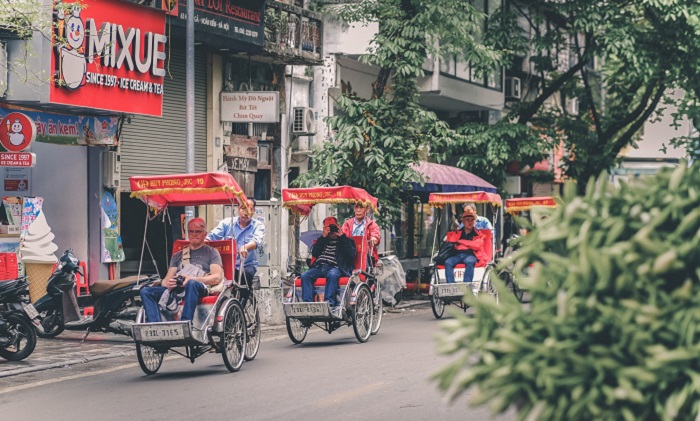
[315,238,338,267]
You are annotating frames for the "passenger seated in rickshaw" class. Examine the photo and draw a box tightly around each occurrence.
[341,203,380,262]
[444,206,488,284]
[301,216,356,307]
[140,218,224,322]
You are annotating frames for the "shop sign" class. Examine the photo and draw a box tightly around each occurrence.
[4,168,29,192]
[0,103,118,146]
[172,0,265,48]
[0,113,37,152]
[50,0,167,117]
[221,92,279,123]
[0,153,36,168]
[225,138,258,172]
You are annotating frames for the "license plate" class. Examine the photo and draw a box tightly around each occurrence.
[438,284,467,297]
[287,303,329,317]
[139,324,185,341]
[22,303,39,319]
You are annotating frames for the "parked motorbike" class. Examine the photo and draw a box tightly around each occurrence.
[0,277,43,361]
[34,250,159,340]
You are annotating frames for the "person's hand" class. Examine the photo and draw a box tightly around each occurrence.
[239,245,249,259]
[164,277,178,290]
[369,237,378,247]
[322,225,331,238]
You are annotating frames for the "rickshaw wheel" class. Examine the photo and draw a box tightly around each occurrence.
[244,305,261,361]
[483,266,499,304]
[221,301,246,372]
[286,317,308,344]
[512,278,525,302]
[431,291,445,319]
[352,284,373,343]
[370,282,382,335]
[136,343,163,375]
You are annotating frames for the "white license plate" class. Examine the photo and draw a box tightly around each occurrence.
[22,303,39,319]
[288,303,329,317]
[140,324,185,341]
[438,284,467,297]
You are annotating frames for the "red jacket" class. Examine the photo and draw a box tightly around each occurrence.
[445,228,488,265]
[342,217,380,261]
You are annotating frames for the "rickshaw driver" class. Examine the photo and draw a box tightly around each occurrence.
[301,216,356,308]
[141,218,224,322]
[444,206,488,284]
[342,203,380,251]
[207,198,265,308]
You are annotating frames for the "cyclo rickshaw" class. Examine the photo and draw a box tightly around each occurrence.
[428,191,503,319]
[503,196,558,302]
[128,172,260,374]
[282,186,382,344]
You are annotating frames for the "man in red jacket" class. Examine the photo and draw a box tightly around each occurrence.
[444,205,487,284]
[341,203,380,260]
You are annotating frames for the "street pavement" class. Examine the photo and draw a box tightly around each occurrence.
[0,299,512,421]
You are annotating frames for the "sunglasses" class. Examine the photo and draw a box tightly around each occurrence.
[188,229,205,235]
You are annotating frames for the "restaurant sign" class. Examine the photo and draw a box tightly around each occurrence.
[221,92,279,123]
[50,0,167,116]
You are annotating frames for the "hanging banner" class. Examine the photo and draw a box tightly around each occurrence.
[50,0,167,117]
[101,192,124,263]
[0,103,118,147]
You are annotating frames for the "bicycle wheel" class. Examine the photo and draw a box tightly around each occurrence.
[431,289,445,319]
[352,284,373,343]
[370,282,382,335]
[221,300,246,372]
[285,316,308,344]
[136,343,163,375]
[244,300,261,361]
[0,314,36,361]
[512,276,525,302]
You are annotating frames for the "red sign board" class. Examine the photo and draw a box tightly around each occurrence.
[0,113,37,152]
[0,153,36,168]
[49,0,167,116]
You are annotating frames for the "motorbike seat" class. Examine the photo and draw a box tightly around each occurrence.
[90,275,147,297]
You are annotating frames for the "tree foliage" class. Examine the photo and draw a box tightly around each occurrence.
[447,0,700,188]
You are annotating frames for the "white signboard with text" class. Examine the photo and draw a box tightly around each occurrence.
[221,91,279,123]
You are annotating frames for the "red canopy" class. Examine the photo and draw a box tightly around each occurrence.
[282,186,379,215]
[505,196,558,213]
[130,172,249,211]
[429,191,502,208]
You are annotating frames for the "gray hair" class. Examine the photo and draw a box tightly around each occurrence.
[463,203,477,212]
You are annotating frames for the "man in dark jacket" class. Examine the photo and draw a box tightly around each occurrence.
[301,216,356,307]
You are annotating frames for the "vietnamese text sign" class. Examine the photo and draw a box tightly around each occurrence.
[0,153,36,168]
[174,0,265,47]
[49,0,167,116]
[221,92,279,123]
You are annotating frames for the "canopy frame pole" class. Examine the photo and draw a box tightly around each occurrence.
[137,201,151,284]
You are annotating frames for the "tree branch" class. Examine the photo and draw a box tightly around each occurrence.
[602,80,657,139]
[575,33,603,140]
[610,80,666,155]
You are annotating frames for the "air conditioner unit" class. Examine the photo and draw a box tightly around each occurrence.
[568,98,580,115]
[103,151,121,189]
[292,107,317,135]
[505,77,522,100]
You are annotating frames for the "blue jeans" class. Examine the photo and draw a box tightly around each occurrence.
[301,265,342,306]
[141,281,207,322]
[445,253,478,284]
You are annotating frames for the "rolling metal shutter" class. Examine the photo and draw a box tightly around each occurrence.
[120,48,208,188]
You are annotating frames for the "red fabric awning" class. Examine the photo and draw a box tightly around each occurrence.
[410,161,497,193]
[129,172,249,211]
[428,191,502,208]
[282,186,379,215]
[505,196,558,213]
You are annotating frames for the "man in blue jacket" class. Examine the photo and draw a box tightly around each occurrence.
[301,216,356,308]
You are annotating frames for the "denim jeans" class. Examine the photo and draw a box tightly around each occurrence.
[444,253,478,284]
[141,280,207,322]
[301,265,342,306]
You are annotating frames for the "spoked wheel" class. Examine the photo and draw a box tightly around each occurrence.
[286,317,308,344]
[370,282,382,335]
[136,343,164,375]
[431,289,445,319]
[0,314,37,361]
[483,266,499,304]
[244,303,261,361]
[512,276,525,302]
[36,308,64,338]
[352,284,373,343]
[221,301,246,372]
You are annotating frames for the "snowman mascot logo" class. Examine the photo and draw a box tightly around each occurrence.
[8,119,25,147]
[56,4,87,90]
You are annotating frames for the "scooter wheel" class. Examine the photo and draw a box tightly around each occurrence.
[36,308,64,338]
[0,314,37,361]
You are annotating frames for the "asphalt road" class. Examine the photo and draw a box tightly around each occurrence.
[0,306,514,421]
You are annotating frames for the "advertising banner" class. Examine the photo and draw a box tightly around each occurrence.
[50,0,167,116]
[101,192,124,263]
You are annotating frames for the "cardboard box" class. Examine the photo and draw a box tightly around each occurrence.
[0,225,20,235]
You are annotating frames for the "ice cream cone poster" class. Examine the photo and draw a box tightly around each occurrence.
[101,191,124,262]
[20,197,44,242]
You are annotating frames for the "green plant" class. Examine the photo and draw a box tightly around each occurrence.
[527,169,555,184]
[434,162,700,420]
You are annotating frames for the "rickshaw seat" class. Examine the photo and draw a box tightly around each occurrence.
[292,236,369,288]
[198,291,221,305]
[435,228,494,269]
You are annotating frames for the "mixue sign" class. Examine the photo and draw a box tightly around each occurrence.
[50,0,167,116]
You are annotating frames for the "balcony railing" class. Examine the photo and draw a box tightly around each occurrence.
[263,1,323,65]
